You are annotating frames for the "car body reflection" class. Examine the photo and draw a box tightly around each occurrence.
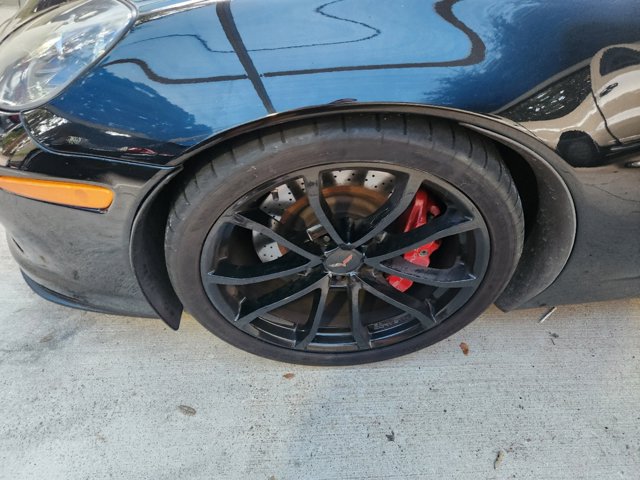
[501,43,640,166]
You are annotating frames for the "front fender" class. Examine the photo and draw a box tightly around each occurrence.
[19,0,640,165]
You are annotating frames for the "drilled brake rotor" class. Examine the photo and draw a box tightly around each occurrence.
[253,170,395,262]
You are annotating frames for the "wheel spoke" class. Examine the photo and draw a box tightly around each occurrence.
[234,270,327,327]
[372,259,480,288]
[349,280,371,350]
[304,171,345,245]
[227,210,321,260]
[352,174,425,247]
[294,277,330,350]
[207,251,321,285]
[365,207,479,264]
[358,273,437,328]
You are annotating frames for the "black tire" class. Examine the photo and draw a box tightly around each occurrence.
[165,114,524,365]
[557,130,602,167]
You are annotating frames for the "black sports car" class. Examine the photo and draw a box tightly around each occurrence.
[0,0,639,365]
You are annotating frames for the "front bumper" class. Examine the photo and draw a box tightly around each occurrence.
[0,123,168,318]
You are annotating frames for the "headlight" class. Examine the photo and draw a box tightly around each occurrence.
[0,0,135,112]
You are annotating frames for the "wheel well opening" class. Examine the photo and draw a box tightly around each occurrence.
[496,142,539,240]
[131,110,573,326]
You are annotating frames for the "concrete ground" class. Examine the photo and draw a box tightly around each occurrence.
[1,221,639,479]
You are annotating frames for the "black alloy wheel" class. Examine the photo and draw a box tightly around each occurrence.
[165,114,524,365]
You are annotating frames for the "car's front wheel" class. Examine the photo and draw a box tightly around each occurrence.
[165,114,524,365]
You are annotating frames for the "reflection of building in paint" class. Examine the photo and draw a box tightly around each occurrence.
[500,43,640,167]
[22,68,213,161]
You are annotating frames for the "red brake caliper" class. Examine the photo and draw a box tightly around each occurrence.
[387,189,442,292]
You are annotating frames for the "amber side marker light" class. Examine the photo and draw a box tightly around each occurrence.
[0,176,113,210]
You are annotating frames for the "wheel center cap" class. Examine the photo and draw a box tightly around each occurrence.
[324,248,363,274]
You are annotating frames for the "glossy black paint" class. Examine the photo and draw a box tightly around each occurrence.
[0,124,167,317]
[0,0,639,323]
[22,0,640,162]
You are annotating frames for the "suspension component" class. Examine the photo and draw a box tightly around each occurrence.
[387,189,442,292]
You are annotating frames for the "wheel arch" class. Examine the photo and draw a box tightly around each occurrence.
[130,103,577,328]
